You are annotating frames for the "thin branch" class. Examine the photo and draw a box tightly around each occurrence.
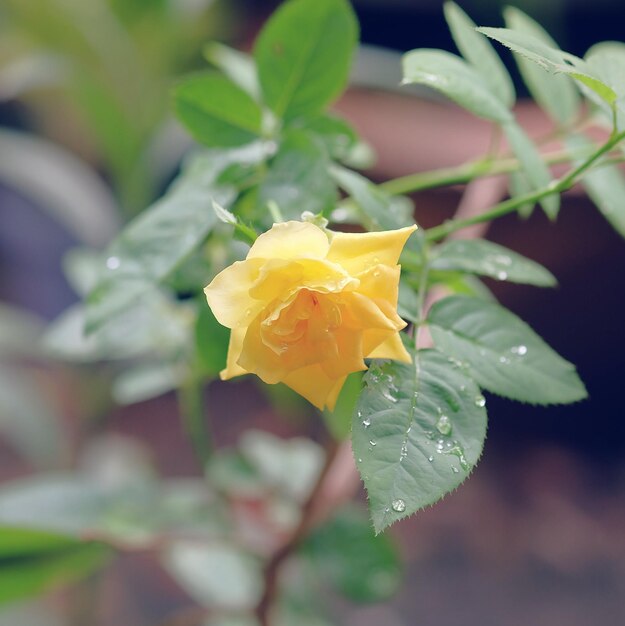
[255,440,340,626]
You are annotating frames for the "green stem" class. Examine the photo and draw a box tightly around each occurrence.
[178,376,213,468]
[378,145,601,197]
[424,130,625,242]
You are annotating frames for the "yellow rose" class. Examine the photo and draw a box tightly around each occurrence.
[204,221,417,410]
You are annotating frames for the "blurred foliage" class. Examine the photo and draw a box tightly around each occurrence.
[0,0,236,215]
[1,0,625,624]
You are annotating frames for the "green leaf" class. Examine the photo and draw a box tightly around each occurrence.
[402,49,513,123]
[503,7,580,125]
[257,130,337,221]
[254,0,358,121]
[239,430,323,503]
[443,2,515,107]
[566,135,625,237]
[174,73,263,147]
[162,542,262,610]
[85,144,269,332]
[330,166,416,232]
[477,27,617,108]
[203,42,260,100]
[0,540,110,606]
[195,301,230,378]
[585,42,625,128]
[428,296,587,404]
[111,362,182,405]
[431,239,556,287]
[508,170,534,218]
[502,121,559,219]
[301,506,401,602]
[293,113,359,161]
[322,371,363,441]
[352,350,487,534]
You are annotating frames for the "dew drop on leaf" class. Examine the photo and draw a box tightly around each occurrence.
[391,499,406,513]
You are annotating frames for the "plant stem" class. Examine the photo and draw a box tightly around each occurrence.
[424,130,625,242]
[378,145,600,197]
[178,376,213,468]
[255,440,340,626]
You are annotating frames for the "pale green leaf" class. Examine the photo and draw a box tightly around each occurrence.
[585,42,625,129]
[502,120,559,219]
[330,166,416,232]
[503,7,580,125]
[502,121,556,200]
[478,27,617,108]
[431,239,556,286]
[353,351,487,533]
[254,0,358,120]
[428,296,587,404]
[163,543,262,610]
[257,130,337,221]
[444,2,515,107]
[111,362,181,405]
[567,134,625,237]
[402,49,513,123]
[85,144,269,332]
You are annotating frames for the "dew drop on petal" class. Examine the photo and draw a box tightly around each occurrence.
[362,418,371,428]
[369,440,377,447]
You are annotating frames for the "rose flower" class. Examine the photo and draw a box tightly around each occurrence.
[204,220,417,410]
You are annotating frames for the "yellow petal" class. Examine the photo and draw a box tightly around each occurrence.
[319,327,366,379]
[342,292,402,331]
[238,317,288,384]
[204,259,265,329]
[282,365,346,410]
[247,221,329,260]
[220,328,248,380]
[326,225,417,275]
[366,331,412,363]
[356,265,400,307]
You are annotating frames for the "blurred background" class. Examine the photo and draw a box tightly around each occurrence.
[1,0,624,625]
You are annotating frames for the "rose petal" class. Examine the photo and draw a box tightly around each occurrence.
[220,328,248,380]
[326,224,417,275]
[247,221,330,260]
[282,365,346,410]
[204,259,265,329]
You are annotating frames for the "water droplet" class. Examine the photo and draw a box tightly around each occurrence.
[400,441,408,461]
[452,466,459,474]
[106,256,120,270]
[357,410,362,418]
[499,356,511,365]
[424,430,435,440]
[510,344,528,356]
[391,499,406,513]
[446,444,469,471]
[369,440,377,447]
[474,394,486,408]
[436,414,452,436]
[428,456,434,462]
[358,458,362,463]
[382,389,398,403]
[373,256,380,265]
[245,308,253,317]
[496,270,508,281]
[362,418,371,428]
[373,269,381,277]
